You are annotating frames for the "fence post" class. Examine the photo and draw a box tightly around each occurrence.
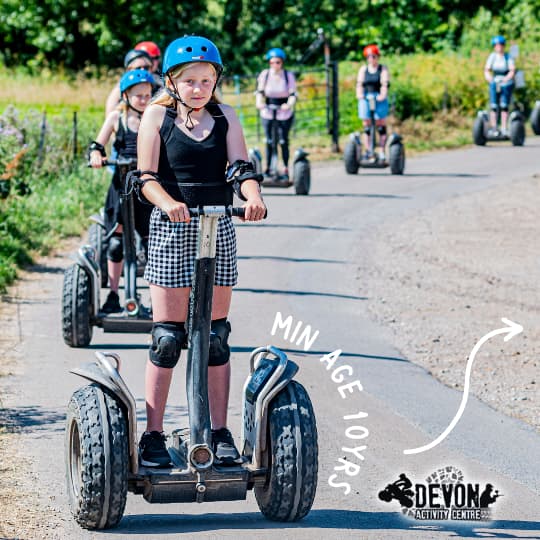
[72,111,78,161]
[331,61,340,153]
[36,110,47,167]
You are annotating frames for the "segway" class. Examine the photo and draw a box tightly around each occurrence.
[530,100,540,135]
[344,96,405,175]
[62,157,152,347]
[65,205,318,529]
[250,104,311,195]
[473,81,526,146]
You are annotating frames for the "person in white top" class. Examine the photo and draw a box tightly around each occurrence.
[256,48,297,179]
[484,35,515,135]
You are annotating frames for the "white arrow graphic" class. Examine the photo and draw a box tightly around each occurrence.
[403,318,523,455]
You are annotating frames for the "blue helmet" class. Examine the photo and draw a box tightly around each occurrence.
[162,36,223,75]
[266,47,286,60]
[119,69,154,93]
[491,35,506,46]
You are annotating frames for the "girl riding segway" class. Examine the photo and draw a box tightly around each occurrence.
[256,47,297,181]
[356,44,390,162]
[135,36,266,467]
[88,69,155,314]
[484,35,515,137]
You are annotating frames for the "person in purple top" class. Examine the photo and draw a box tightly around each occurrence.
[256,48,297,179]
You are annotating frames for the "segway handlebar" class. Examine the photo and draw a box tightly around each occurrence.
[86,158,138,168]
[160,205,267,221]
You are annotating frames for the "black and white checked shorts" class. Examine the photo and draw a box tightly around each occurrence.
[144,207,238,288]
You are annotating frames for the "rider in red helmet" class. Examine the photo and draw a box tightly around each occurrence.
[356,44,390,161]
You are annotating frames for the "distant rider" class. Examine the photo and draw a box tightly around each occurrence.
[356,44,390,161]
[256,47,297,180]
[484,35,515,136]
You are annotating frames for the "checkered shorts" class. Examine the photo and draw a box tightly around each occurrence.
[144,207,238,288]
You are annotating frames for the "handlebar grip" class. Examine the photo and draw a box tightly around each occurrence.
[160,206,267,221]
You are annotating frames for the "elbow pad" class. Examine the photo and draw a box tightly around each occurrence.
[226,160,263,201]
[126,169,161,205]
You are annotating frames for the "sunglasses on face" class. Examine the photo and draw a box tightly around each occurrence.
[367,54,378,58]
[269,59,283,64]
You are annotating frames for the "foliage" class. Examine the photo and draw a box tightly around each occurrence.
[2,0,540,74]
[0,106,108,292]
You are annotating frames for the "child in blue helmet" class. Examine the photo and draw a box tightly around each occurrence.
[88,69,154,313]
[256,47,297,179]
[484,35,515,135]
[105,49,154,116]
[135,36,265,467]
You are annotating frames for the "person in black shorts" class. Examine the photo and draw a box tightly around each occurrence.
[135,36,266,467]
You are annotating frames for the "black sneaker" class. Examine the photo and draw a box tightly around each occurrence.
[211,427,243,466]
[100,291,122,314]
[139,431,172,467]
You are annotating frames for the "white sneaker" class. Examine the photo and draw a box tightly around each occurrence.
[378,151,386,162]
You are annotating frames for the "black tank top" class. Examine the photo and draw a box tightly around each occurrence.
[363,65,384,94]
[158,103,232,206]
[113,117,138,159]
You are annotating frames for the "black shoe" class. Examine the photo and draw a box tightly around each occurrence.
[100,291,122,314]
[139,431,172,467]
[212,428,243,466]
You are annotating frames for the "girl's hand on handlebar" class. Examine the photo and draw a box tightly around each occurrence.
[89,151,104,168]
[242,197,266,222]
[162,200,190,223]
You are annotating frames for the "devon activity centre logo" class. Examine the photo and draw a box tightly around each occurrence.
[379,466,502,521]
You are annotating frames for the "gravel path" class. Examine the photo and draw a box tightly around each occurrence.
[359,174,539,431]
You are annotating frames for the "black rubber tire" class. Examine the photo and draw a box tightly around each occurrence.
[88,223,108,288]
[62,264,93,347]
[389,143,405,175]
[343,141,360,174]
[255,381,318,522]
[473,117,487,146]
[293,160,310,195]
[510,119,525,146]
[530,105,540,136]
[65,384,129,529]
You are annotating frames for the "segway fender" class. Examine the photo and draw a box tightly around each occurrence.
[70,352,139,474]
[388,132,403,146]
[509,109,524,122]
[241,346,299,468]
[75,245,100,314]
[293,147,309,163]
[89,212,105,229]
[248,147,263,174]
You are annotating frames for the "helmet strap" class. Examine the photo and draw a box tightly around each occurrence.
[123,95,143,117]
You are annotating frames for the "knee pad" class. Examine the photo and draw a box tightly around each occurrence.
[363,125,371,135]
[500,104,509,112]
[490,104,498,112]
[209,319,231,366]
[377,125,387,136]
[107,234,123,262]
[149,322,186,368]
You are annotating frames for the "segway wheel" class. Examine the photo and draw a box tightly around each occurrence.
[255,380,318,522]
[343,141,360,174]
[510,119,525,146]
[62,264,93,347]
[389,143,405,175]
[65,384,128,529]
[88,223,108,288]
[473,117,487,146]
[530,104,540,136]
[293,160,310,195]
